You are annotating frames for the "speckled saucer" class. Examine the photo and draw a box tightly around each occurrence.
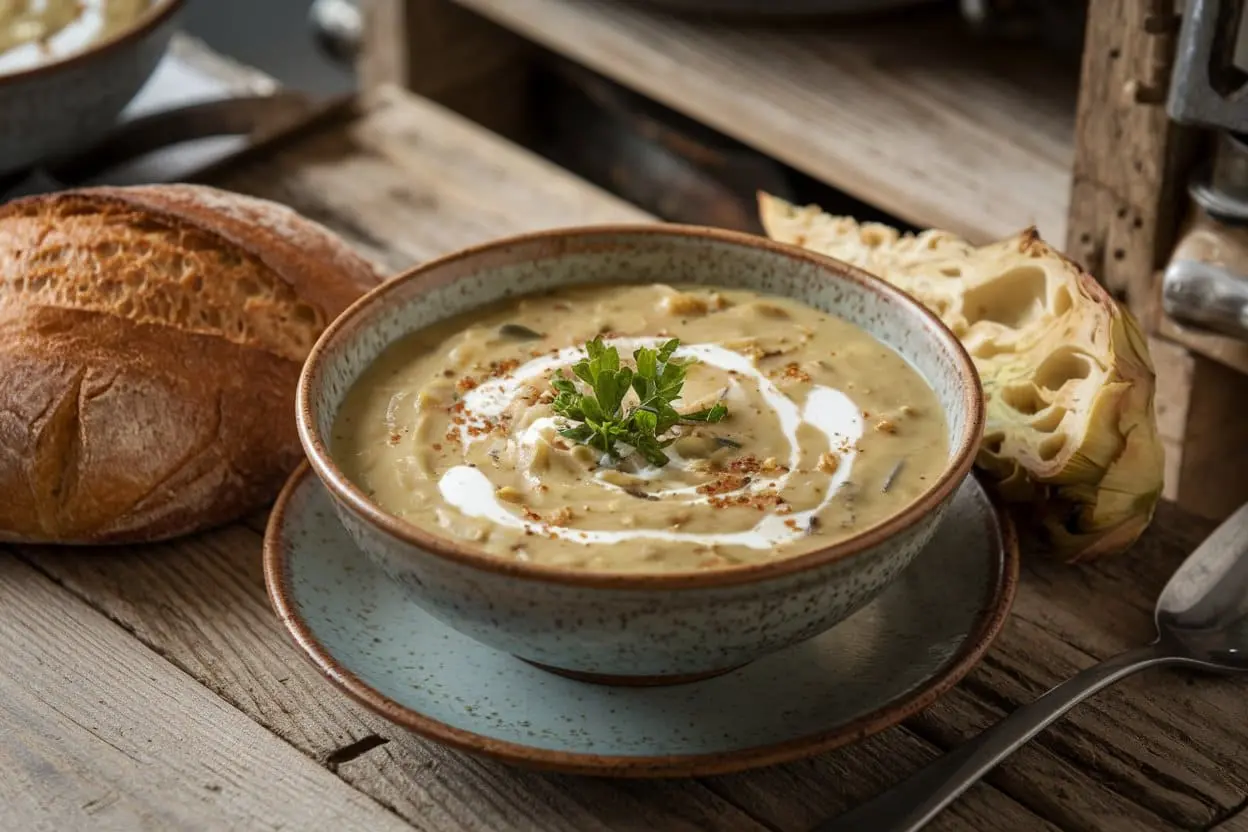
[265,463,1018,778]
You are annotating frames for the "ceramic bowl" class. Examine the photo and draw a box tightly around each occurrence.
[0,0,185,175]
[298,225,984,683]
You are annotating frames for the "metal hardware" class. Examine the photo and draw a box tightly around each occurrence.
[309,0,362,64]
[1162,258,1248,339]
[1168,0,1248,132]
[1190,131,1248,222]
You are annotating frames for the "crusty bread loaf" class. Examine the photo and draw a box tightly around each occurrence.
[0,184,380,544]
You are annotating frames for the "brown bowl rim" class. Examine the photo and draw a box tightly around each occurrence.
[264,461,1019,778]
[297,223,985,591]
[0,0,186,86]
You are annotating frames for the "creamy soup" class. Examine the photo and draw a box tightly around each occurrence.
[333,284,949,573]
[0,0,151,75]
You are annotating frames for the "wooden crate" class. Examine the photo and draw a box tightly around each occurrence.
[360,0,1248,520]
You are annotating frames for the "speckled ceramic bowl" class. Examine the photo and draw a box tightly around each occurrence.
[0,0,185,175]
[298,225,984,683]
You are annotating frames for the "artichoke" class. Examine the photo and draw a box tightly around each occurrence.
[758,193,1164,561]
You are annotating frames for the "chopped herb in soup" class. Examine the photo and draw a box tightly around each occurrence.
[332,284,949,573]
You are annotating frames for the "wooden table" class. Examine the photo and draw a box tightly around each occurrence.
[2,84,1245,832]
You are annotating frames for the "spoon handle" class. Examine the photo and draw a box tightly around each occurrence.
[813,644,1177,832]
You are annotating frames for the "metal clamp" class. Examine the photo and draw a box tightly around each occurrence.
[1167,0,1248,132]
[1163,258,1248,341]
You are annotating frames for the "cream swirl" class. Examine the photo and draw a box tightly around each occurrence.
[438,339,863,551]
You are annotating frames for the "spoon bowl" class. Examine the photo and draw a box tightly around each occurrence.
[1154,503,1248,670]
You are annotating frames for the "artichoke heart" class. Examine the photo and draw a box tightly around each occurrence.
[758,193,1164,561]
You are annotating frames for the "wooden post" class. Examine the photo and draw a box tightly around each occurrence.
[1065,0,1191,320]
[358,0,535,142]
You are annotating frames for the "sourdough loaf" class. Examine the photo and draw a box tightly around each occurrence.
[0,184,380,543]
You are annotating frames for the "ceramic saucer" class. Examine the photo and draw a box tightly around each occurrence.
[265,463,1018,777]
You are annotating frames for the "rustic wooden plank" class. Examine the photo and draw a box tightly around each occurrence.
[1215,806,1248,832]
[1164,354,1248,521]
[1146,322,1248,521]
[449,0,1074,245]
[208,85,649,275]
[360,0,526,95]
[1151,336,1195,504]
[0,553,414,832]
[359,0,535,141]
[1145,332,1248,522]
[1158,317,1248,379]
[1065,0,1194,320]
[698,733,1062,832]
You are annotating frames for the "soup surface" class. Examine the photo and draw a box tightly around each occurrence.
[333,284,949,573]
[0,0,151,75]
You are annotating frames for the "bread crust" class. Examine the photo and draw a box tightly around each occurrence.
[85,184,380,323]
[0,184,379,543]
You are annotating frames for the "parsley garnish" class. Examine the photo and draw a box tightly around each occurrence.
[550,337,728,467]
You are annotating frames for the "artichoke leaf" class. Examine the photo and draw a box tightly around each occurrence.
[758,192,1164,561]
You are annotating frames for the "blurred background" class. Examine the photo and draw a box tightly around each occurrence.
[184,0,355,94]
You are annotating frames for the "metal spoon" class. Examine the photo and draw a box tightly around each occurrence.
[816,502,1248,832]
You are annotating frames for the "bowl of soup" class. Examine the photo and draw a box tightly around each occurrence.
[0,0,184,175]
[299,225,983,683]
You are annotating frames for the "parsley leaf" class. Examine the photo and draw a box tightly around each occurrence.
[550,337,728,466]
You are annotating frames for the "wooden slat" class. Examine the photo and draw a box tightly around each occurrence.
[1216,807,1248,832]
[448,0,1075,245]
[1158,316,1248,379]
[1064,0,1192,321]
[697,739,1063,832]
[10,86,1057,832]
[359,0,535,141]
[209,85,650,274]
[0,554,414,832]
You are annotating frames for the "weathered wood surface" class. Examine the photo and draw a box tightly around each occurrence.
[7,84,1246,832]
[1149,337,1248,522]
[359,0,534,141]
[447,0,1075,245]
[2,77,1248,832]
[1064,0,1191,321]
[0,554,414,832]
